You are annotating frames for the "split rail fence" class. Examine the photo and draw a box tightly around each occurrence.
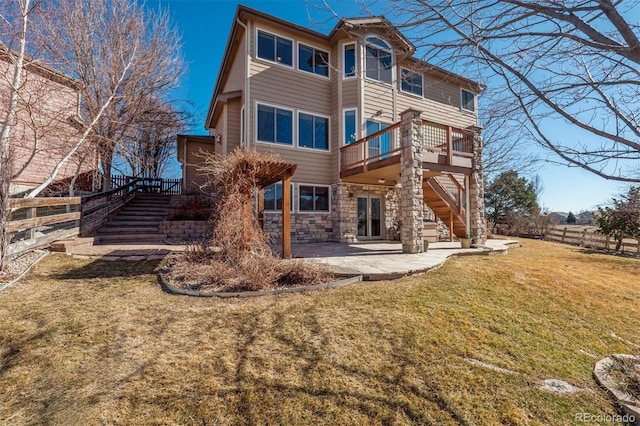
[545,225,640,254]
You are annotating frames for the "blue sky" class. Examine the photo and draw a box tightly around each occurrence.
[154,0,627,213]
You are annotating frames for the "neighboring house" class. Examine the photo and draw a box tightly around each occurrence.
[178,5,486,251]
[0,46,89,195]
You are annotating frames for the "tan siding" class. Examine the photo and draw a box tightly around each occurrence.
[255,144,332,185]
[1,59,87,193]
[223,33,246,93]
[213,109,225,156]
[330,45,340,182]
[184,141,215,191]
[396,73,478,128]
[342,79,358,108]
[227,98,242,153]
[362,80,394,122]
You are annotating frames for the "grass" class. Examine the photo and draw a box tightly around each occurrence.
[0,239,639,425]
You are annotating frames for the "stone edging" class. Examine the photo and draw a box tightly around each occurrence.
[159,273,363,298]
[593,354,640,423]
[0,251,48,292]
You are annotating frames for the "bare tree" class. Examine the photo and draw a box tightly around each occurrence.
[386,0,640,182]
[0,0,32,271]
[30,0,184,194]
[115,101,188,179]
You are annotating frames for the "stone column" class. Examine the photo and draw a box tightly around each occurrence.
[400,108,424,253]
[333,183,358,243]
[469,130,487,244]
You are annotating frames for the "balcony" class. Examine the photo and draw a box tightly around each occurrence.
[340,119,476,185]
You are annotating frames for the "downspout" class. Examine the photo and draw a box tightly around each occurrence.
[237,18,249,148]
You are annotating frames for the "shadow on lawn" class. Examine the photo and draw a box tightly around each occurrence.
[52,258,162,280]
[229,303,471,425]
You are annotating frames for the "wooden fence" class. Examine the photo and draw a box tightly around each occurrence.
[6,176,183,255]
[7,197,81,256]
[546,225,640,254]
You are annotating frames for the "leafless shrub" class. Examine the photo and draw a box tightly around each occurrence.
[168,148,334,292]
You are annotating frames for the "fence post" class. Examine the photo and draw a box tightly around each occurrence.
[562,227,567,243]
[581,229,587,246]
[26,206,36,240]
[604,235,610,251]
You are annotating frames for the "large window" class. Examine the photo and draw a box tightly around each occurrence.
[365,36,392,83]
[257,104,293,145]
[257,30,292,66]
[298,112,329,150]
[344,109,357,144]
[298,44,329,77]
[366,120,390,159]
[400,68,423,97]
[299,185,330,212]
[343,43,356,78]
[461,89,476,112]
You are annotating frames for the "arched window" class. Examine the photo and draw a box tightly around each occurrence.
[364,36,392,83]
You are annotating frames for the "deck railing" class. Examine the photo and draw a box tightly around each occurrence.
[422,121,475,159]
[340,122,401,171]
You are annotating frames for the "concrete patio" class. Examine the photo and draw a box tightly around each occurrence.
[282,239,519,280]
[62,238,518,281]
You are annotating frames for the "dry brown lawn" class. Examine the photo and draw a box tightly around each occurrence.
[0,239,638,425]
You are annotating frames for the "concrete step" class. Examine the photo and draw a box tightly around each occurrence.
[50,237,96,252]
[116,210,168,217]
[98,226,160,234]
[107,219,162,226]
[94,234,168,244]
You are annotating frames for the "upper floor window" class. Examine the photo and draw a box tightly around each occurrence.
[299,44,329,77]
[257,103,293,145]
[298,112,329,150]
[299,185,330,212]
[365,36,392,83]
[344,109,357,144]
[461,89,476,113]
[400,68,423,97]
[343,43,356,78]
[257,30,293,66]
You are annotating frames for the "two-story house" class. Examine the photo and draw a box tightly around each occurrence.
[1,45,88,196]
[177,5,486,253]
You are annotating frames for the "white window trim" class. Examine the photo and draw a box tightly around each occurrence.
[343,107,358,145]
[296,109,331,153]
[297,183,331,214]
[261,182,295,213]
[255,101,295,146]
[399,67,424,98]
[297,41,330,80]
[460,88,477,114]
[342,42,357,80]
[255,27,294,69]
[363,34,394,85]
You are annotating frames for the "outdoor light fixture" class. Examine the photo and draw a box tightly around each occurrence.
[378,178,386,184]
[215,134,222,143]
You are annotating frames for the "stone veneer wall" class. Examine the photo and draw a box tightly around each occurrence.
[333,182,400,243]
[159,220,210,240]
[263,213,333,244]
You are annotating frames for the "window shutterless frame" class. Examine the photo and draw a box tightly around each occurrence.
[297,110,330,151]
[255,28,293,68]
[297,42,330,78]
[400,67,423,97]
[461,89,476,113]
[297,183,331,213]
[255,101,294,145]
[342,42,357,79]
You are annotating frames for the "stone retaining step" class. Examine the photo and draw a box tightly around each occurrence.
[95,234,168,244]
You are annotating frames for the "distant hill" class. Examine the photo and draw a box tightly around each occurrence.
[548,211,596,225]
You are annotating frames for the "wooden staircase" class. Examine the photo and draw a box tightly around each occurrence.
[423,176,467,238]
[94,194,171,244]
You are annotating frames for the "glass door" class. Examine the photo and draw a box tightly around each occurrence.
[357,196,382,239]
